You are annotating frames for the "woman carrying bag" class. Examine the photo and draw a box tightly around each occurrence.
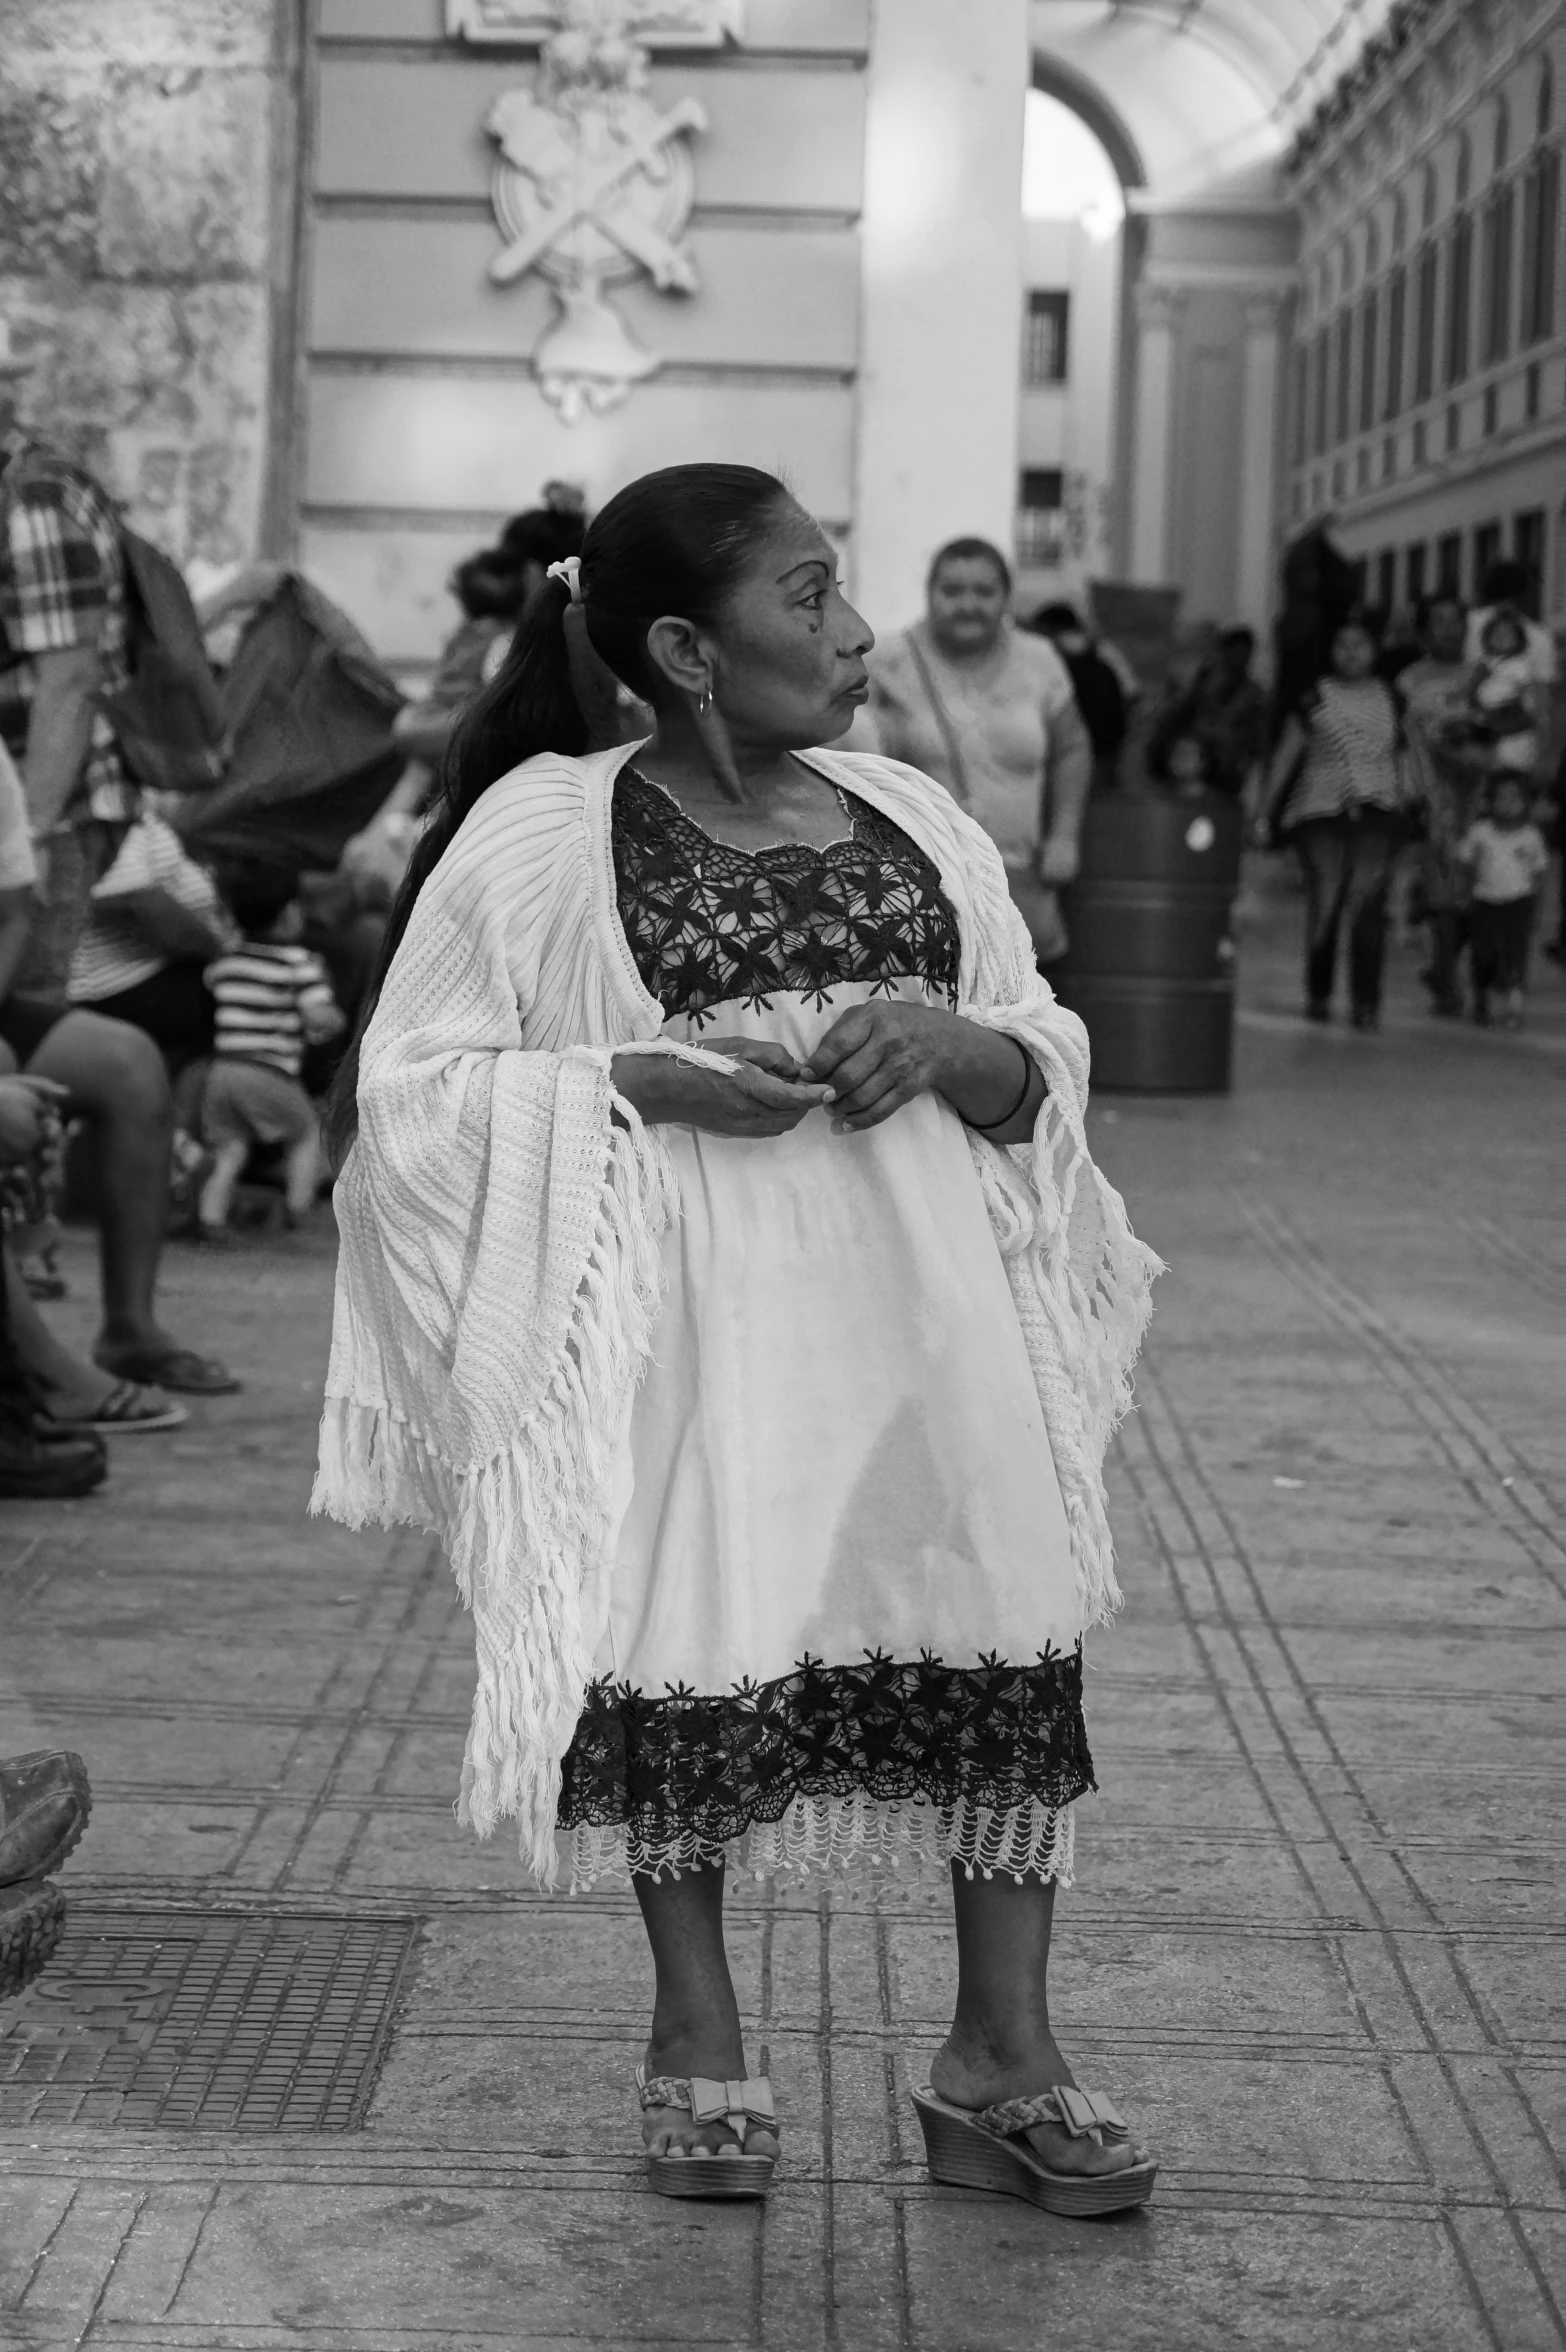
[860,539,1092,970]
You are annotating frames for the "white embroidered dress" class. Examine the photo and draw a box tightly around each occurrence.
[314,743,1159,1889]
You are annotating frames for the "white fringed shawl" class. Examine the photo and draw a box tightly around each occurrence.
[312,742,1161,1884]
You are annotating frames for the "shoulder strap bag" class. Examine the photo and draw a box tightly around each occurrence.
[904,632,1069,965]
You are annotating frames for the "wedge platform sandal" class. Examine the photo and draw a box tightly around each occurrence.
[635,2063,778,2200]
[912,2083,1157,2218]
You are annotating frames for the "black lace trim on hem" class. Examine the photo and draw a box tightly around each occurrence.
[557,1647,1094,1848]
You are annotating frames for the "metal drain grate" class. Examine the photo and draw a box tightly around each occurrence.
[0,1907,420,2131]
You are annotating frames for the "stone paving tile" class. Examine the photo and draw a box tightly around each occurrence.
[2,916,1563,2347]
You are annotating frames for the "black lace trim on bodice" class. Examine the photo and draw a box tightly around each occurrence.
[556,1647,1093,1848]
[611,767,961,1025]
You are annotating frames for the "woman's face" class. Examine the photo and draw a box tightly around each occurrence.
[927,557,1009,657]
[1423,600,1467,664]
[705,504,874,749]
[1331,624,1376,681]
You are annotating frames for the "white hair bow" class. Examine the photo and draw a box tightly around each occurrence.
[546,556,583,605]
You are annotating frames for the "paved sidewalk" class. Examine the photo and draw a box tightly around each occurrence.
[2,886,1562,2350]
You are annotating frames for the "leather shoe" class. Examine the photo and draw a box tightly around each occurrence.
[0,1750,92,1885]
[0,1879,66,1999]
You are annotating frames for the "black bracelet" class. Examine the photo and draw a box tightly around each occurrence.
[969,1038,1037,1134]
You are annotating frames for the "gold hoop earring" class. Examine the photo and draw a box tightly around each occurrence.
[698,683,713,720]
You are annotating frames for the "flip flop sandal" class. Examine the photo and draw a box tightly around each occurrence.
[0,1880,66,2002]
[636,2063,778,2200]
[92,1348,240,1398]
[912,2083,1157,2218]
[40,1381,188,1436]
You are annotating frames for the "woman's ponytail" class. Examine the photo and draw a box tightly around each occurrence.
[324,574,584,1167]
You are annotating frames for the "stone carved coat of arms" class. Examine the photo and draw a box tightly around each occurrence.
[449,0,741,422]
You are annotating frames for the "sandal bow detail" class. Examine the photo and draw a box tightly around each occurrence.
[636,2063,778,2201]
[912,2082,1156,2218]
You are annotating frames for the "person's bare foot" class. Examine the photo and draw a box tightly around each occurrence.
[930,2031,1148,2178]
[26,1346,174,1426]
[640,2032,780,2166]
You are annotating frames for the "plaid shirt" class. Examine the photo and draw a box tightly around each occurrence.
[0,429,136,827]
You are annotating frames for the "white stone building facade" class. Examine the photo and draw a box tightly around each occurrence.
[1285,0,1565,620]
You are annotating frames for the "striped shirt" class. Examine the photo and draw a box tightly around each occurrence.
[1284,678,1405,829]
[204,942,337,1078]
[0,430,136,826]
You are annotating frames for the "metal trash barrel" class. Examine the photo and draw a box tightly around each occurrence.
[1058,790,1243,1092]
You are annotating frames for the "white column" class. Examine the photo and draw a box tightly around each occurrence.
[1129,278,1185,584]
[852,0,1029,630]
[1236,289,1286,632]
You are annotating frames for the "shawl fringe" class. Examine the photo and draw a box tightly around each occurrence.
[311,1097,677,1885]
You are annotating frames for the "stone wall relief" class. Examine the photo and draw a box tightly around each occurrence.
[448,0,742,422]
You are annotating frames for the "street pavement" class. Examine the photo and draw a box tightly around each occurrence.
[2,869,1563,2351]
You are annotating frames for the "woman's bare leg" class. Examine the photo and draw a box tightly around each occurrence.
[632,1862,779,2162]
[930,1867,1142,2177]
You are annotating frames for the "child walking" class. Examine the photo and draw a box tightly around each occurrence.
[198,866,344,1239]
[1457,775,1549,1029]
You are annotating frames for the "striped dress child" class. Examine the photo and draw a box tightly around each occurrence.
[198,929,341,1235]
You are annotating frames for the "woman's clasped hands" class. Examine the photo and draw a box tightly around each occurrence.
[613,1002,992,1140]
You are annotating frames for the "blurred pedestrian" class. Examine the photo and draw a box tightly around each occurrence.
[0,339,138,999]
[344,505,592,897]
[862,539,1091,967]
[1469,608,1540,776]
[1465,558,1557,694]
[1147,625,1268,799]
[1265,617,1408,1029]
[1459,774,1549,1029]
[1271,517,1360,741]
[197,865,343,1241]
[1025,602,1133,791]
[1398,594,1490,1018]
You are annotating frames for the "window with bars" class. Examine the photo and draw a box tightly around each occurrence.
[1436,533,1463,595]
[1520,148,1560,343]
[1406,543,1428,604]
[1022,292,1070,386]
[1483,182,1515,365]
[1414,243,1438,400]
[1384,266,1407,418]
[1016,468,1066,567]
[1444,212,1473,385]
[1358,289,1379,432]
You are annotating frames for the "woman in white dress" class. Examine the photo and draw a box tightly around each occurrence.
[316,467,1160,2215]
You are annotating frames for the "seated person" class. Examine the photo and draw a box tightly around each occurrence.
[196,864,344,1241]
[0,742,236,1417]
